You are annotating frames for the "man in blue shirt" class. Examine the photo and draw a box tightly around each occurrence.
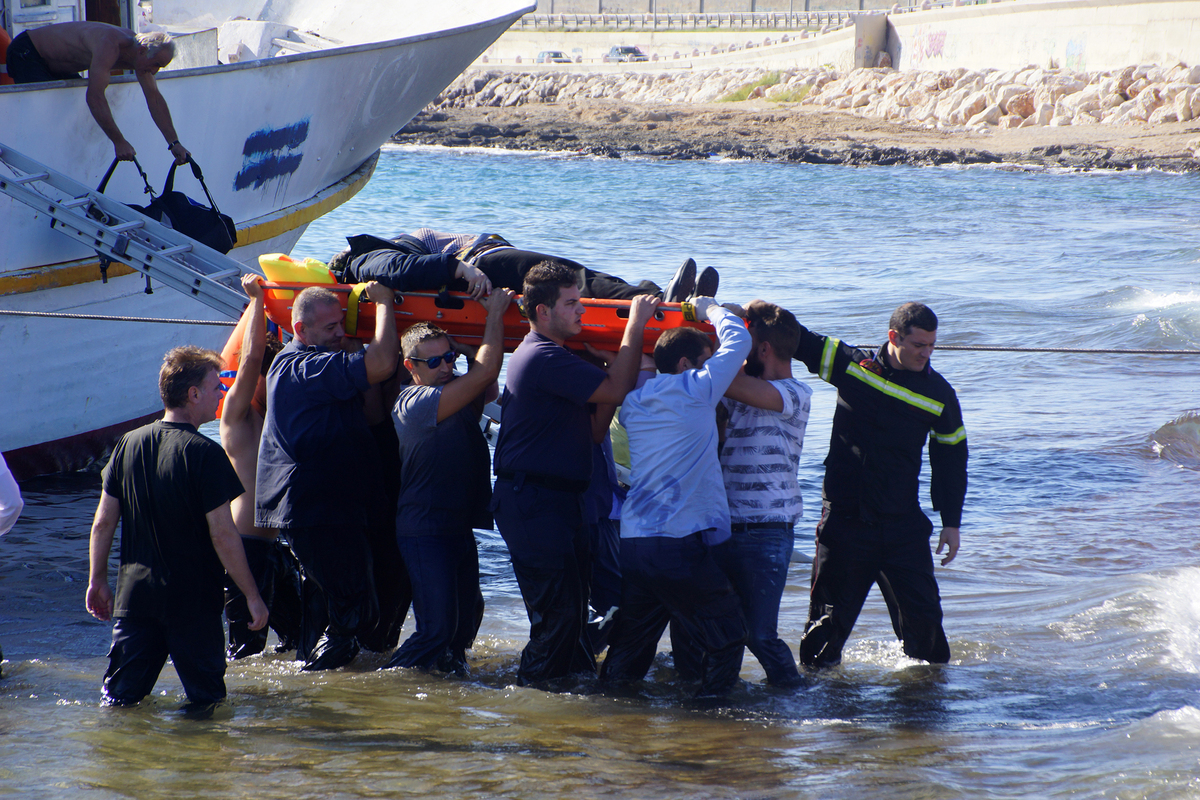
[384,288,513,673]
[256,282,398,671]
[599,298,751,698]
[492,261,658,687]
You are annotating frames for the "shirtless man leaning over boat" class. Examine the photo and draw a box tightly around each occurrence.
[6,22,191,164]
[219,274,298,659]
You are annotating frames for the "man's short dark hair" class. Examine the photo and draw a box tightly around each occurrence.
[745,300,801,358]
[401,321,449,359]
[522,261,583,318]
[160,345,222,410]
[293,286,340,328]
[889,302,938,336]
[654,327,713,374]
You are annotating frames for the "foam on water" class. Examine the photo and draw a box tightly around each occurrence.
[1151,410,1200,469]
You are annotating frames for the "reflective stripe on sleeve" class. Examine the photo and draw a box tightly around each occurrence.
[819,337,840,382]
[930,426,967,445]
[845,362,946,415]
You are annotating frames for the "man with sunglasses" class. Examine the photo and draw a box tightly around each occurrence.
[383,289,514,673]
[492,261,659,687]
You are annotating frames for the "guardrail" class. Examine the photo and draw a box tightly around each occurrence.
[515,2,1005,31]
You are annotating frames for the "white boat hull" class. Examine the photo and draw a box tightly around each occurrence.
[0,2,533,479]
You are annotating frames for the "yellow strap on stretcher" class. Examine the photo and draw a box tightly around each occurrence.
[346,283,368,336]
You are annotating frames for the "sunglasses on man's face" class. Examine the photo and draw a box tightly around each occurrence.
[412,350,457,369]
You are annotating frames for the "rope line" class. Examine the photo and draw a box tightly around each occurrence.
[0,309,235,327]
[1,309,1197,354]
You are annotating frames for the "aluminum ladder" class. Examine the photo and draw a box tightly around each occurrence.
[0,142,253,320]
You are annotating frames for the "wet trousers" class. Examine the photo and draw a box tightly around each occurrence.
[601,534,747,698]
[799,508,950,668]
[492,478,595,685]
[673,523,801,686]
[586,517,622,654]
[387,530,484,671]
[225,536,305,659]
[103,612,226,710]
[283,523,378,671]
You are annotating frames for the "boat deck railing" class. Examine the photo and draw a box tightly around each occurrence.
[515,2,1007,32]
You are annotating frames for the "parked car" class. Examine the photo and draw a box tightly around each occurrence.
[536,50,573,64]
[602,45,648,63]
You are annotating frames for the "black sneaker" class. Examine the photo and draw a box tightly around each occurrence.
[693,267,719,299]
[664,258,697,302]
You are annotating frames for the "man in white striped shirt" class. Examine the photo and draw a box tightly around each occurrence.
[710,301,812,687]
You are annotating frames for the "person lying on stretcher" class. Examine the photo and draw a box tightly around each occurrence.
[326,229,717,303]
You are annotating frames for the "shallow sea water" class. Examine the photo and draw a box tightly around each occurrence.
[2,145,1199,798]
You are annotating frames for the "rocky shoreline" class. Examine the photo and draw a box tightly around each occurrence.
[392,68,1200,171]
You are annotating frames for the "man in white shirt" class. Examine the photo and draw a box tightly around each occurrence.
[599,298,751,698]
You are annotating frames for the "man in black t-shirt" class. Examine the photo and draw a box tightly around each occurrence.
[87,346,267,715]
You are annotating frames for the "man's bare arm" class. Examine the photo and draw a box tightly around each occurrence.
[363,282,399,384]
[84,40,134,160]
[206,503,268,630]
[435,290,513,422]
[136,71,189,164]
[86,492,121,621]
[221,276,266,430]
[588,295,660,404]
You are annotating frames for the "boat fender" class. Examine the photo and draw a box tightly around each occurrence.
[0,29,12,86]
[345,282,368,337]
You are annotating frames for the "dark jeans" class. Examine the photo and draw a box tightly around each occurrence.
[491,478,595,684]
[474,249,662,301]
[601,534,746,698]
[283,523,378,671]
[799,508,950,668]
[715,524,801,685]
[387,531,484,671]
[103,613,226,709]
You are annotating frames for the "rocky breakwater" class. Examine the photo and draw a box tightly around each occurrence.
[806,63,1200,132]
[393,66,1200,170]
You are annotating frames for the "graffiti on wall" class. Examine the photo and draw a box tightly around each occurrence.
[1064,36,1087,71]
[906,24,947,67]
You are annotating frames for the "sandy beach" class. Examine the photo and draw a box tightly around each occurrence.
[394,98,1200,171]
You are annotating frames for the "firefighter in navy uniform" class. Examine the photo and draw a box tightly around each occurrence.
[792,302,967,668]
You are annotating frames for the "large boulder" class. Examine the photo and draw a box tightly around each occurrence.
[967,102,1003,126]
[1007,90,1036,118]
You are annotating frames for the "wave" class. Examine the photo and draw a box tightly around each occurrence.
[1151,410,1200,469]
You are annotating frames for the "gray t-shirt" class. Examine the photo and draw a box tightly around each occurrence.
[393,383,492,535]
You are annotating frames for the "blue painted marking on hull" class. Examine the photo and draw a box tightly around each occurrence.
[236,119,310,191]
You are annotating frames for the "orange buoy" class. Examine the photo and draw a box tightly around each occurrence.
[0,28,14,87]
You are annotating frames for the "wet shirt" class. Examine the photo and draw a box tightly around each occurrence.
[720,377,812,525]
[619,308,751,540]
[102,421,243,621]
[493,330,606,484]
[256,340,372,528]
[393,383,492,535]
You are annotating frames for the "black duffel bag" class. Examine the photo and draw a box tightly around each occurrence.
[96,156,237,254]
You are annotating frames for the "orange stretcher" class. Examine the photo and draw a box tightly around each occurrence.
[259,281,714,354]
